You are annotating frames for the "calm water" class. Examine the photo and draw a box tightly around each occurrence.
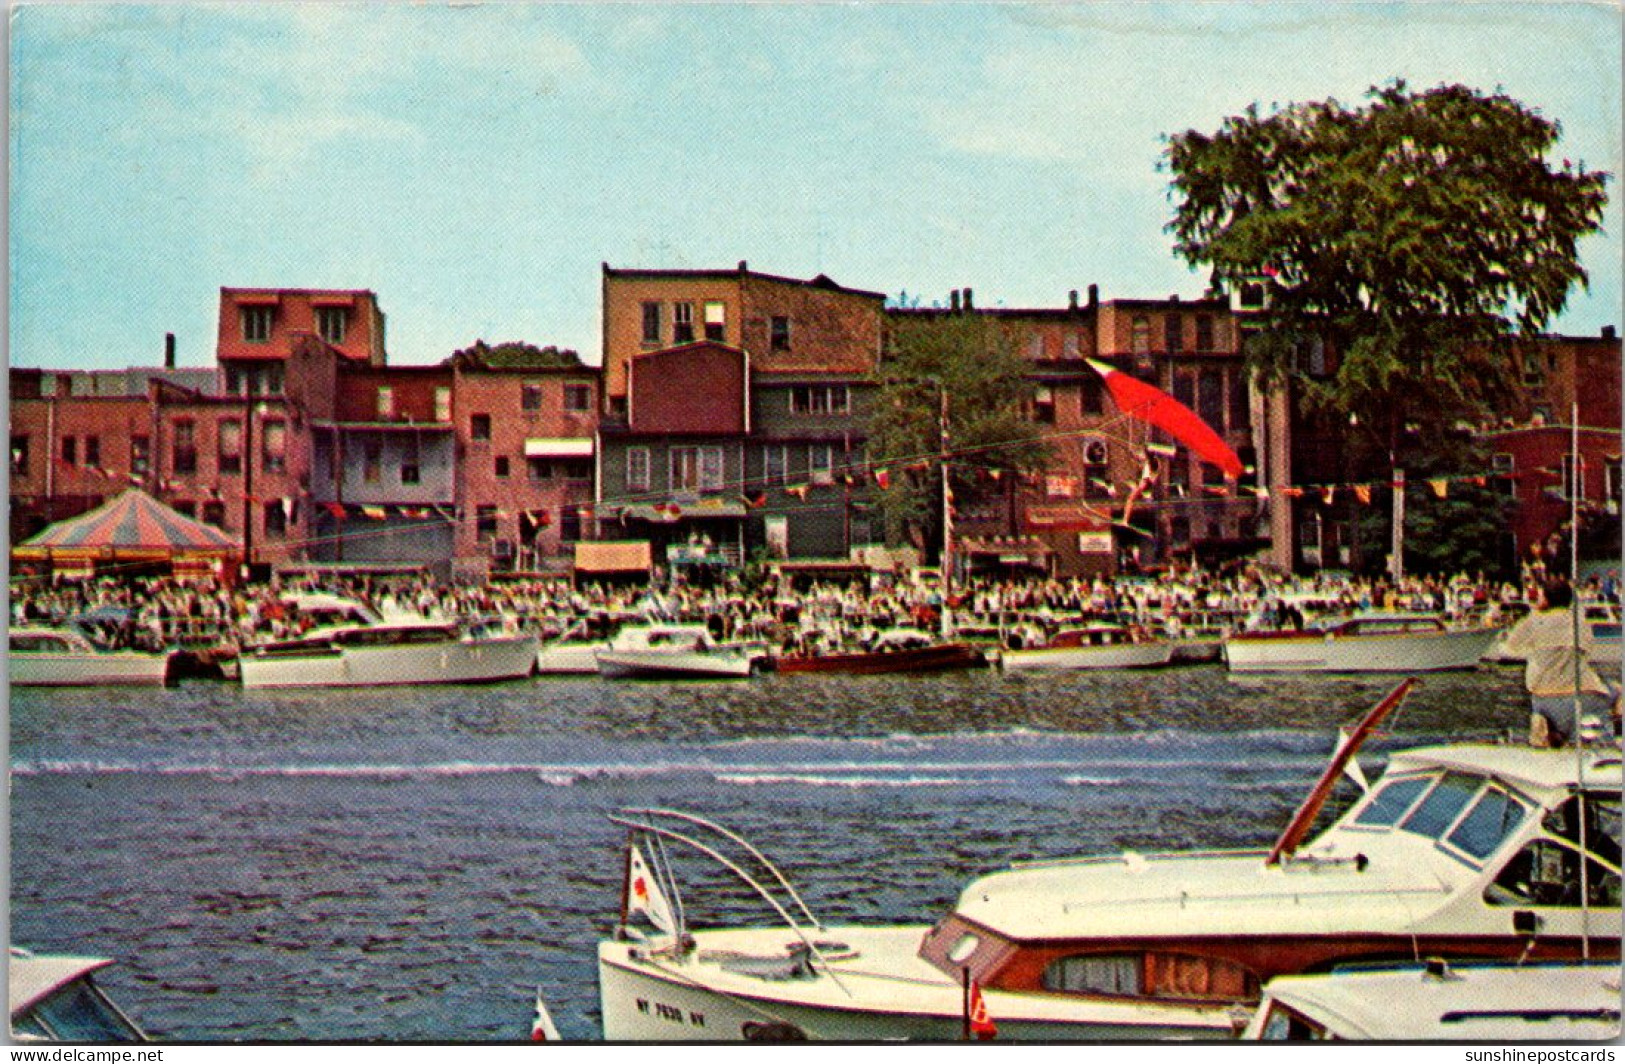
[10,665,1527,1041]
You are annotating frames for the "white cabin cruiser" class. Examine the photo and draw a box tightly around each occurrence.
[1001,625,1175,671]
[595,624,763,679]
[238,594,537,689]
[8,624,171,687]
[596,683,1621,1041]
[1224,614,1501,673]
[1242,960,1620,1041]
[9,948,147,1042]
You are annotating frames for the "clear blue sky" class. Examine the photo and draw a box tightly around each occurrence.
[9,1,1622,370]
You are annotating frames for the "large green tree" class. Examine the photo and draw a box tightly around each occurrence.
[1166,81,1609,452]
[446,339,584,369]
[868,313,1049,557]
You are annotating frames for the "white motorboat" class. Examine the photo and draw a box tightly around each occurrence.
[1224,614,1501,673]
[534,618,614,675]
[1242,961,1621,1041]
[9,947,147,1042]
[596,682,1621,1040]
[1001,625,1175,671]
[8,624,171,687]
[595,624,763,679]
[238,594,537,689]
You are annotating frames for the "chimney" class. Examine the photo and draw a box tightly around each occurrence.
[963,287,974,310]
[738,260,749,273]
[950,290,961,312]
[1087,284,1099,308]
[1068,290,1079,311]
[164,332,176,369]
[1604,325,1617,340]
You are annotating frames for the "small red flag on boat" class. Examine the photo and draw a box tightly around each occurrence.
[1086,360,1243,478]
[967,978,998,1040]
[874,468,891,489]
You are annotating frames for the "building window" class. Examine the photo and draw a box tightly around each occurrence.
[1082,376,1104,415]
[476,504,498,540]
[522,384,544,412]
[400,445,420,485]
[770,316,791,351]
[1198,369,1224,429]
[762,444,788,485]
[262,420,287,474]
[470,413,491,441]
[1195,315,1215,352]
[172,421,196,475]
[202,501,226,528]
[1063,333,1080,359]
[263,499,287,539]
[527,457,553,482]
[10,434,28,476]
[83,436,100,468]
[673,302,695,344]
[363,440,382,483]
[316,306,348,345]
[704,301,726,342]
[435,387,452,423]
[808,444,835,485]
[242,306,274,344]
[627,447,651,491]
[1082,438,1111,499]
[560,506,583,542]
[495,455,510,478]
[641,302,663,345]
[1165,315,1183,353]
[1560,454,1581,500]
[1131,316,1151,354]
[1228,370,1251,430]
[1033,385,1056,424]
[61,435,77,467]
[172,501,196,518]
[671,446,723,491]
[218,420,243,476]
[131,435,150,478]
[791,385,850,415]
[377,386,394,420]
[1609,459,1622,506]
[564,384,591,413]
[557,458,591,481]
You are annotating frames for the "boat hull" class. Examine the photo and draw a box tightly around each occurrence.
[8,652,171,687]
[1224,628,1500,673]
[535,642,605,674]
[598,930,1232,1042]
[774,644,986,675]
[595,650,756,679]
[239,634,537,688]
[1001,642,1174,671]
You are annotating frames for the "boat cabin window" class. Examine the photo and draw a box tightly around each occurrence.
[10,634,73,653]
[1257,1002,1331,1041]
[946,934,980,965]
[1486,839,1622,908]
[1543,795,1622,867]
[1353,776,1431,828]
[1400,773,1481,840]
[21,978,144,1041]
[1445,788,1531,861]
[1043,954,1138,995]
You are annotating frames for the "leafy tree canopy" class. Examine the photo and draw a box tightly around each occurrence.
[868,314,1049,554]
[1166,81,1608,446]
[446,340,584,369]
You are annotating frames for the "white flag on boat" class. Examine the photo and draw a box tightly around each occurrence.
[626,843,677,934]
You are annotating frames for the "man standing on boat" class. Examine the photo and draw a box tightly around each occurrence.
[1526,579,1617,746]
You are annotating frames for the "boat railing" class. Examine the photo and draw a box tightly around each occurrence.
[1009,846,1271,870]
[607,807,853,996]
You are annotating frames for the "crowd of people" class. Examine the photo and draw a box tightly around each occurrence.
[9,559,1617,654]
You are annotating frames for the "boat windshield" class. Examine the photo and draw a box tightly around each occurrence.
[16,977,143,1042]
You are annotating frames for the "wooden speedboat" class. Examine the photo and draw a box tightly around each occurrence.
[596,683,1621,1040]
[775,629,986,675]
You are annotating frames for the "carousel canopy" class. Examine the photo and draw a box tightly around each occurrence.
[18,489,241,557]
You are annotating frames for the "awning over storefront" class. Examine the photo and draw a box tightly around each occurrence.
[574,540,653,573]
[525,438,595,457]
[618,497,748,521]
[959,535,1054,565]
[1024,505,1111,533]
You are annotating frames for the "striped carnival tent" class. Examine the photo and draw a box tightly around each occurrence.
[14,489,242,577]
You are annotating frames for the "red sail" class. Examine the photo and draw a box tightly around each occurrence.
[1087,360,1244,478]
